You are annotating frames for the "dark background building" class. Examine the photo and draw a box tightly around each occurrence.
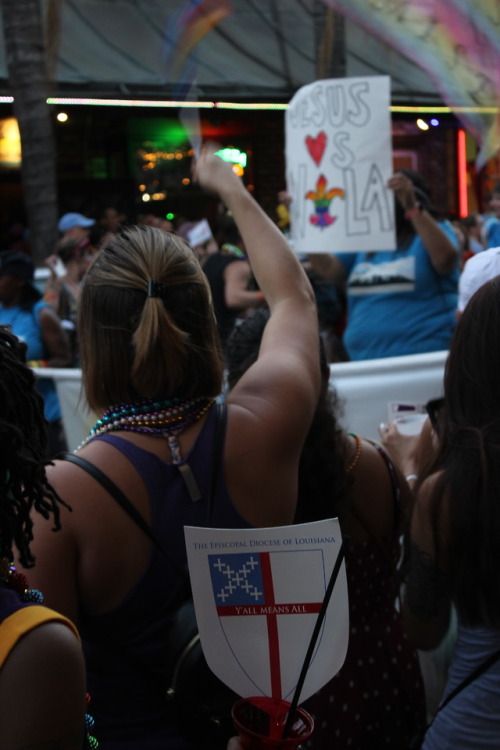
[0,1,496,245]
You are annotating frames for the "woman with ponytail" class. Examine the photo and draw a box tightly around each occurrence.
[21,148,320,749]
[403,275,500,748]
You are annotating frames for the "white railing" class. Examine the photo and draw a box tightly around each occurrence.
[34,350,448,451]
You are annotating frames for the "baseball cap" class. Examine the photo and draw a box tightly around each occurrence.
[458,246,500,312]
[0,251,34,282]
[58,212,95,233]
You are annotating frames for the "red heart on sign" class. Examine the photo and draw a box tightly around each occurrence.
[305,131,327,166]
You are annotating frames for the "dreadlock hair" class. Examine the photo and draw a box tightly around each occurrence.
[225,308,351,524]
[0,325,68,567]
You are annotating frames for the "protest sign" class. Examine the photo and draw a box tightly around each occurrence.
[185,518,348,703]
[285,75,395,254]
[186,218,213,247]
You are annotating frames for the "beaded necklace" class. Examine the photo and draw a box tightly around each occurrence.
[0,558,99,748]
[346,433,363,473]
[77,395,215,461]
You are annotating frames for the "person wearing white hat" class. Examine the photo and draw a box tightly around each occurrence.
[457,246,500,316]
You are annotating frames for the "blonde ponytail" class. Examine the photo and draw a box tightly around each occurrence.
[79,225,223,412]
[132,294,190,397]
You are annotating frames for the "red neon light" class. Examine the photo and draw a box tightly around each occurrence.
[457,129,468,218]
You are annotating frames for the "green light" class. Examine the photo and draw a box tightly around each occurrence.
[166,212,174,220]
[215,148,247,168]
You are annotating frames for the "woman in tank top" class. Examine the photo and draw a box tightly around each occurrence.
[21,147,321,749]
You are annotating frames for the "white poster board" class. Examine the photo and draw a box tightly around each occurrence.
[185,519,348,703]
[285,76,395,254]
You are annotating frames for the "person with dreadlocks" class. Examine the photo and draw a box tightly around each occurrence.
[0,325,87,749]
[225,308,426,750]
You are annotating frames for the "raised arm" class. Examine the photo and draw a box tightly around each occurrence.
[388,172,458,275]
[194,148,320,526]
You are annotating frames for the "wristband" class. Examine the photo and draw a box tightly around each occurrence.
[405,474,418,483]
[28,359,48,369]
[404,203,421,220]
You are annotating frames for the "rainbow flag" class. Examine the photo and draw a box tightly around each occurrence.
[163,0,233,94]
[325,0,500,169]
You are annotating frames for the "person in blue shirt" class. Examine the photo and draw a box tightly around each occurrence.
[0,251,72,457]
[309,170,459,361]
[482,182,500,250]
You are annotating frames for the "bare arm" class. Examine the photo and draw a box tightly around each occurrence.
[0,622,86,750]
[38,306,72,367]
[388,172,458,275]
[43,275,61,313]
[194,148,320,526]
[223,260,264,309]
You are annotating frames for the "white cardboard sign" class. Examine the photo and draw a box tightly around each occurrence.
[185,518,348,703]
[285,76,395,254]
[186,218,213,248]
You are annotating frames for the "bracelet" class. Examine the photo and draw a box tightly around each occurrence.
[404,203,421,220]
[28,359,48,369]
[405,474,418,483]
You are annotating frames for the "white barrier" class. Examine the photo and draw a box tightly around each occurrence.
[33,368,91,452]
[34,350,448,451]
[330,350,447,440]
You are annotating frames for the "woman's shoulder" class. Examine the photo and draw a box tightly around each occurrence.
[345,437,404,539]
[0,617,85,749]
[0,604,80,669]
[356,437,398,481]
[413,470,447,525]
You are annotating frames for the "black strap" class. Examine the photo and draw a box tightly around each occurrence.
[435,647,500,715]
[58,402,226,581]
[206,402,225,525]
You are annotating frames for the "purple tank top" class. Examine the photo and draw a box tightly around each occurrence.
[79,403,251,749]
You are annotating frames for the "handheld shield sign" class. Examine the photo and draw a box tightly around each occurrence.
[185,518,348,702]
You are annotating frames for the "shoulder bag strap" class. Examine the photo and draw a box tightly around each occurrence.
[59,402,226,581]
[435,647,500,716]
[206,401,225,524]
[59,451,187,578]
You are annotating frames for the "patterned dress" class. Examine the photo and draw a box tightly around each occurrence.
[303,456,426,749]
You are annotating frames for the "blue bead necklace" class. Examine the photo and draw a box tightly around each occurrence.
[77,396,215,460]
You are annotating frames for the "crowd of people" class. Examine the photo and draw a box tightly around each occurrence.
[0,149,500,749]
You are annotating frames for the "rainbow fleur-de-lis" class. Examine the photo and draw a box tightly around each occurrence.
[305,175,345,228]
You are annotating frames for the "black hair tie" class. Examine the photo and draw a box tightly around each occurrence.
[147,280,168,299]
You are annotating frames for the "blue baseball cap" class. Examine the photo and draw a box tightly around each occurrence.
[58,212,95,233]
